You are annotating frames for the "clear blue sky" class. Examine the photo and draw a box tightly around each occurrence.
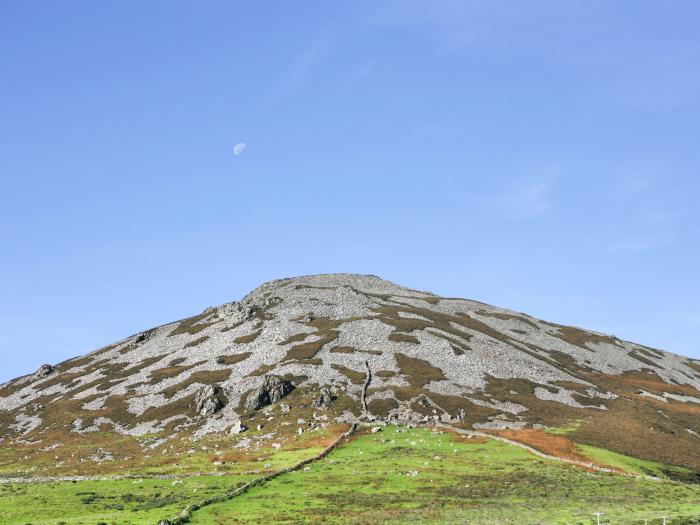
[1,1,699,383]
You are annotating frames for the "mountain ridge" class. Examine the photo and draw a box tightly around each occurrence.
[2,273,699,472]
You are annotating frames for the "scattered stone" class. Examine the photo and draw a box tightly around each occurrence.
[244,375,295,411]
[230,421,247,435]
[256,424,263,431]
[371,427,382,433]
[297,428,304,435]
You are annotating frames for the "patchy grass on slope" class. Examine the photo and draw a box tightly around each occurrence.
[187,426,700,524]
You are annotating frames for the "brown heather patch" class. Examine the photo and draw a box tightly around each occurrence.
[421,296,441,305]
[161,369,232,399]
[628,350,663,369]
[543,322,623,351]
[511,329,527,335]
[148,365,191,383]
[34,370,84,390]
[137,394,196,424]
[388,333,420,344]
[329,346,358,354]
[395,353,445,388]
[168,357,187,367]
[686,360,700,375]
[367,397,399,416]
[561,371,700,470]
[476,310,539,330]
[331,364,366,385]
[285,317,341,361]
[216,352,252,365]
[56,355,94,371]
[375,370,396,378]
[248,364,276,377]
[603,370,700,397]
[220,319,246,333]
[234,327,263,344]
[278,332,313,345]
[168,311,216,337]
[374,305,476,355]
[493,429,607,467]
[184,335,210,348]
[0,381,21,398]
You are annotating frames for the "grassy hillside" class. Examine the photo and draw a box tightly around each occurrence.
[3,426,698,525]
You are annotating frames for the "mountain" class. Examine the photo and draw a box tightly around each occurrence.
[2,273,700,472]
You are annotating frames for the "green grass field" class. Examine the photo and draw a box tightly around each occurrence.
[189,426,700,525]
[2,426,699,524]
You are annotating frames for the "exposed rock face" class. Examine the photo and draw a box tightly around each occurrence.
[311,387,336,410]
[194,385,225,417]
[31,365,55,381]
[244,375,294,411]
[2,273,700,470]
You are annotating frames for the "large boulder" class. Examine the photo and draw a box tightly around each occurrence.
[194,385,225,417]
[311,387,336,410]
[31,364,55,381]
[230,420,247,435]
[244,375,294,411]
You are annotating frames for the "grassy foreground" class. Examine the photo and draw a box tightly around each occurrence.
[1,426,699,524]
[189,426,700,524]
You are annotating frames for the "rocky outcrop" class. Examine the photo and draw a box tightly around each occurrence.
[194,385,226,417]
[31,365,55,381]
[244,375,294,411]
[311,387,336,410]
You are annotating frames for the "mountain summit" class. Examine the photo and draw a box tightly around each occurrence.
[2,274,699,470]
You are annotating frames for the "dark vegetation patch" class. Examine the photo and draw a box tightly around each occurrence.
[168,357,187,367]
[138,394,196,423]
[168,312,216,337]
[57,355,95,371]
[329,346,358,354]
[628,350,663,369]
[367,397,399,416]
[395,353,445,388]
[543,323,623,351]
[220,320,245,333]
[562,370,700,471]
[688,360,700,375]
[388,333,420,344]
[331,365,366,385]
[284,317,341,361]
[452,346,464,355]
[375,370,396,378]
[247,364,276,377]
[373,305,518,357]
[234,328,263,344]
[161,369,232,399]
[148,366,191,383]
[278,332,313,345]
[216,352,252,366]
[184,336,210,349]
[511,329,527,335]
[476,310,539,329]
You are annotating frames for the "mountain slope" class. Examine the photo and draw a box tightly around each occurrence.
[2,274,699,471]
